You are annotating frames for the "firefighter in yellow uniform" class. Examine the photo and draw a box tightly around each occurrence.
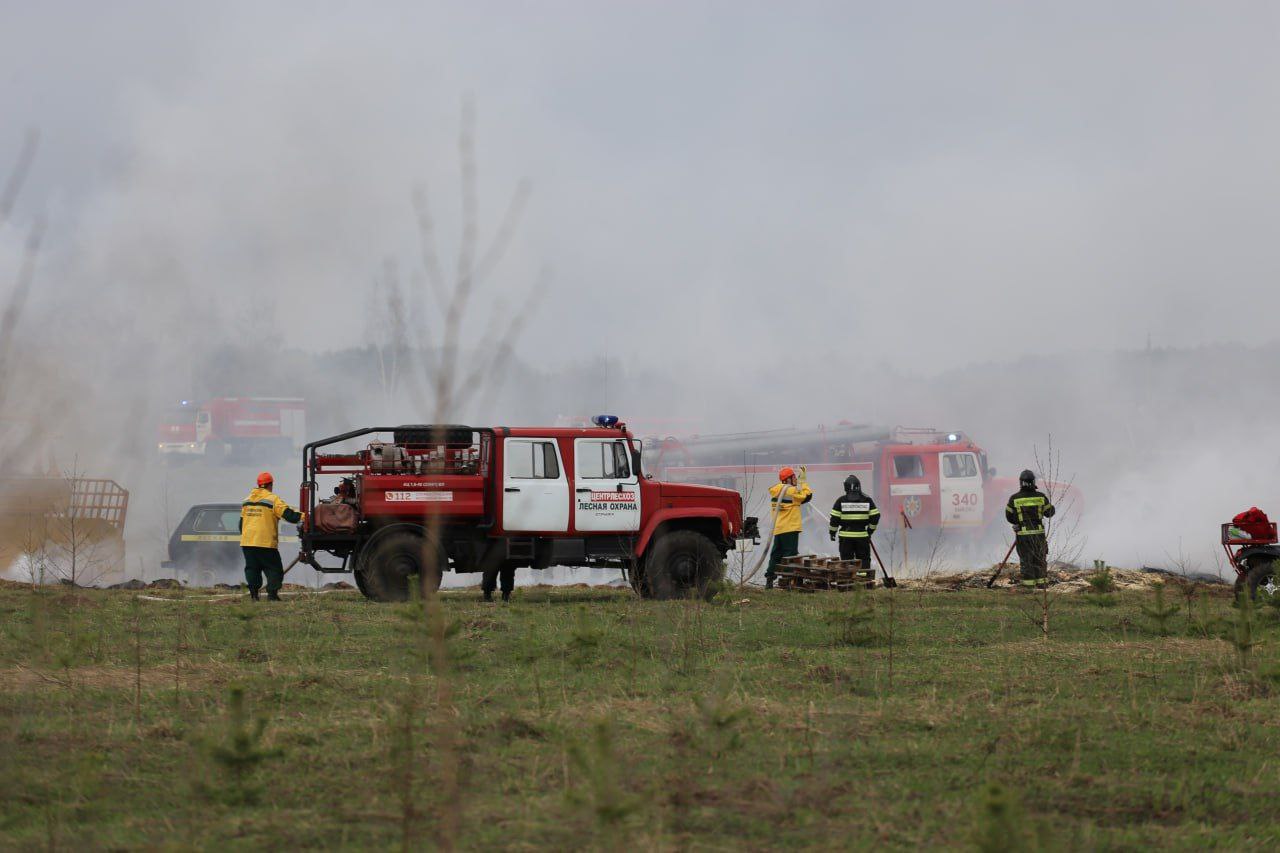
[765,466,813,589]
[240,471,304,601]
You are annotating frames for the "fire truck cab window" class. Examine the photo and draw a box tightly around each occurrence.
[578,440,631,479]
[942,453,979,478]
[507,440,561,479]
[893,455,924,478]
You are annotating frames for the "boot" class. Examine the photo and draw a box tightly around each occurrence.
[249,588,260,601]
[483,590,494,602]
[501,590,511,602]
[765,577,774,590]
[267,590,281,601]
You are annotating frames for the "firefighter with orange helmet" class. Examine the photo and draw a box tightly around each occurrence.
[765,466,813,589]
[239,471,304,601]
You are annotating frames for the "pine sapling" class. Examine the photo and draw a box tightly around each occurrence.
[973,781,1032,853]
[1231,592,1261,671]
[1087,561,1116,594]
[826,583,878,647]
[692,677,748,766]
[567,719,640,843]
[1140,583,1179,637]
[201,686,282,806]
[131,594,142,729]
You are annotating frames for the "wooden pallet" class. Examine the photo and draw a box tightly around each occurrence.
[775,555,875,591]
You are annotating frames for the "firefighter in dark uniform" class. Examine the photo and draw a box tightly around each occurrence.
[239,471,304,601]
[481,564,515,602]
[828,475,880,567]
[1005,469,1055,588]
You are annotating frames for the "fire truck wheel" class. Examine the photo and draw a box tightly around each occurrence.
[1245,560,1279,604]
[358,531,446,602]
[642,530,724,601]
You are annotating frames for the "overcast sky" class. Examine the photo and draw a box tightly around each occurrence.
[3,1,1280,376]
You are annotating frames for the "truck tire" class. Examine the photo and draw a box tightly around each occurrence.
[641,530,724,601]
[357,530,446,602]
[1244,559,1279,603]
[353,565,371,598]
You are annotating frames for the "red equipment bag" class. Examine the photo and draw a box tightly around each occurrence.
[1232,507,1274,541]
[314,500,358,534]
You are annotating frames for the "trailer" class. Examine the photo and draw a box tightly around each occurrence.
[0,476,129,581]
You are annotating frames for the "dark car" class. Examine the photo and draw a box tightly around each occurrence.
[162,503,299,584]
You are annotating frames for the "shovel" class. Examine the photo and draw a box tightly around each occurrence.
[985,541,1017,588]
[869,541,898,588]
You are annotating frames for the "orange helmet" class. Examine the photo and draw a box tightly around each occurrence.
[778,466,795,482]
[256,471,274,488]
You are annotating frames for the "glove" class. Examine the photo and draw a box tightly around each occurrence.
[829,531,836,542]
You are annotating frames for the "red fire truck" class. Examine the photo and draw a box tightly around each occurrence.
[157,398,306,463]
[646,424,1055,547]
[297,418,757,601]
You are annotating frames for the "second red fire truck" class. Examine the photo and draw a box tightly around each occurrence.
[646,423,1064,547]
[157,398,307,463]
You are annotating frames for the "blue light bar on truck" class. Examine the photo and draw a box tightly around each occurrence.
[593,414,620,427]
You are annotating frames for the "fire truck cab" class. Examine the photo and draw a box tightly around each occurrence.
[298,419,755,601]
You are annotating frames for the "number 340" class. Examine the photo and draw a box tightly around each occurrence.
[951,493,978,507]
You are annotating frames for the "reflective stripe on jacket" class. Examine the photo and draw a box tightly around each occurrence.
[240,488,303,548]
[768,482,813,535]
[1004,487,1055,536]
[829,491,880,539]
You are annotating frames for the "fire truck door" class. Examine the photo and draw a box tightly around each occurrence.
[939,451,983,528]
[195,409,212,446]
[501,438,569,532]
[572,437,641,532]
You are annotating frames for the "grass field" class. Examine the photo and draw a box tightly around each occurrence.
[2,577,1279,850]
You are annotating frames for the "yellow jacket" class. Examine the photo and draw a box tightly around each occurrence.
[240,488,303,549]
[768,481,813,535]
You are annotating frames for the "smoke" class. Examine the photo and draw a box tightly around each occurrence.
[3,2,1280,579]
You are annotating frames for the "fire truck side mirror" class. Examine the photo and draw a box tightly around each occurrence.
[987,467,997,478]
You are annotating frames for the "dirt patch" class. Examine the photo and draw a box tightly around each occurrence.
[0,662,224,691]
[494,714,545,742]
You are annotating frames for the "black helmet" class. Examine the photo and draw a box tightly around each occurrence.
[1019,469,1036,487]
[844,474,861,493]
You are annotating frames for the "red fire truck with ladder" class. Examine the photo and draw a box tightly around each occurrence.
[297,418,758,601]
[646,424,1059,549]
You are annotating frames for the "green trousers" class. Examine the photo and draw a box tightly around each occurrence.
[243,546,284,594]
[766,531,800,582]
